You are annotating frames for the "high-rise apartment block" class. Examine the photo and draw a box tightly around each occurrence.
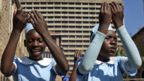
[19,0,123,71]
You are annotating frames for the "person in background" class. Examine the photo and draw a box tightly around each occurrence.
[1,8,69,81]
[77,2,142,81]
[69,49,82,81]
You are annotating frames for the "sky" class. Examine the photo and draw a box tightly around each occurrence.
[124,0,144,36]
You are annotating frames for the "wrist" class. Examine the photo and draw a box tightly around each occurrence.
[115,22,123,28]
[11,29,21,37]
[12,29,22,34]
[98,23,110,34]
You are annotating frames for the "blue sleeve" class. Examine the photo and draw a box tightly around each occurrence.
[62,75,69,81]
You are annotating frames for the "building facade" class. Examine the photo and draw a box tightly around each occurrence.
[19,0,123,71]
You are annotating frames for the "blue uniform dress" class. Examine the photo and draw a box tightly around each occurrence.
[13,57,57,81]
[62,74,70,81]
[76,25,141,81]
[77,57,137,81]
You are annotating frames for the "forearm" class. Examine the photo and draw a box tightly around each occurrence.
[78,31,106,74]
[69,64,77,81]
[117,25,142,68]
[41,33,69,74]
[1,30,20,75]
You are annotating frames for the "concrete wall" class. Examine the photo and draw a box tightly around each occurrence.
[0,0,12,60]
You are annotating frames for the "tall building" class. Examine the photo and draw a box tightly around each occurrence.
[19,0,123,71]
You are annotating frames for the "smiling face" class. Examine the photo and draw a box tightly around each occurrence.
[24,30,46,60]
[100,30,117,58]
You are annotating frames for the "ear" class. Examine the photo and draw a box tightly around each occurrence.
[24,40,27,47]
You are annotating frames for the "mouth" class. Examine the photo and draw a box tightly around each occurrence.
[109,47,116,54]
[31,49,41,54]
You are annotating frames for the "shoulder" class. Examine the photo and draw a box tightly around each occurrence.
[14,56,33,65]
[14,57,56,66]
[103,56,128,65]
[114,56,128,62]
[38,58,56,66]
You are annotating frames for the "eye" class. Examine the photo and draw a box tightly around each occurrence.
[27,39,33,43]
[105,36,112,39]
[38,38,44,43]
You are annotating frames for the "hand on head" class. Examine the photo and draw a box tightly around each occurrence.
[13,8,29,32]
[13,8,48,34]
[29,10,48,34]
[99,2,112,26]
[99,2,124,33]
[110,2,124,28]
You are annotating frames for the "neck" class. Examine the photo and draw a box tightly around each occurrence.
[29,56,43,61]
[97,53,110,62]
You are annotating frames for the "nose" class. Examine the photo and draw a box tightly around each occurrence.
[110,38,117,45]
[32,40,39,46]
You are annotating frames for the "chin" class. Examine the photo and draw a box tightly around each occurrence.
[32,52,42,57]
[109,53,116,56]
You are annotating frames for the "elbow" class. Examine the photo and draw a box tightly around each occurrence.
[78,63,92,74]
[64,65,69,74]
[135,59,142,68]
[130,58,142,69]
[1,64,14,77]
[134,55,142,68]
[1,68,12,77]
[61,63,69,75]
[82,64,92,72]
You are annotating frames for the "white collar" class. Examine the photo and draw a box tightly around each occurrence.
[96,57,115,64]
[17,57,53,66]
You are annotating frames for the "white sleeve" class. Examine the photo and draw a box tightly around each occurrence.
[51,58,57,74]
[12,56,19,74]
[13,61,17,74]
[78,31,106,74]
[117,25,142,68]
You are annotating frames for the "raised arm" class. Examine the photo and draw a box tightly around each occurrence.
[29,10,69,75]
[69,50,82,81]
[77,3,112,74]
[111,2,142,68]
[1,9,28,76]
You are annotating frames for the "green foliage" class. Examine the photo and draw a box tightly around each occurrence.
[116,46,126,56]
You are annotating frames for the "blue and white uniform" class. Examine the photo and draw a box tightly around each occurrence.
[77,25,142,81]
[13,57,57,81]
[77,56,137,81]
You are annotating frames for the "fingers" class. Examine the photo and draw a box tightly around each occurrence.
[101,2,111,12]
[16,7,23,15]
[29,10,44,25]
[35,10,44,20]
[32,10,40,20]
[29,11,37,26]
[75,50,82,58]
[105,3,111,11]
[29,10,39,26]
[100,3,104,13]
[101,2,123,14]
[110,2,123,13]
[14,9,29,25]
[74,50,82,62]
[17,7,23,11]
[24,12,30,23]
